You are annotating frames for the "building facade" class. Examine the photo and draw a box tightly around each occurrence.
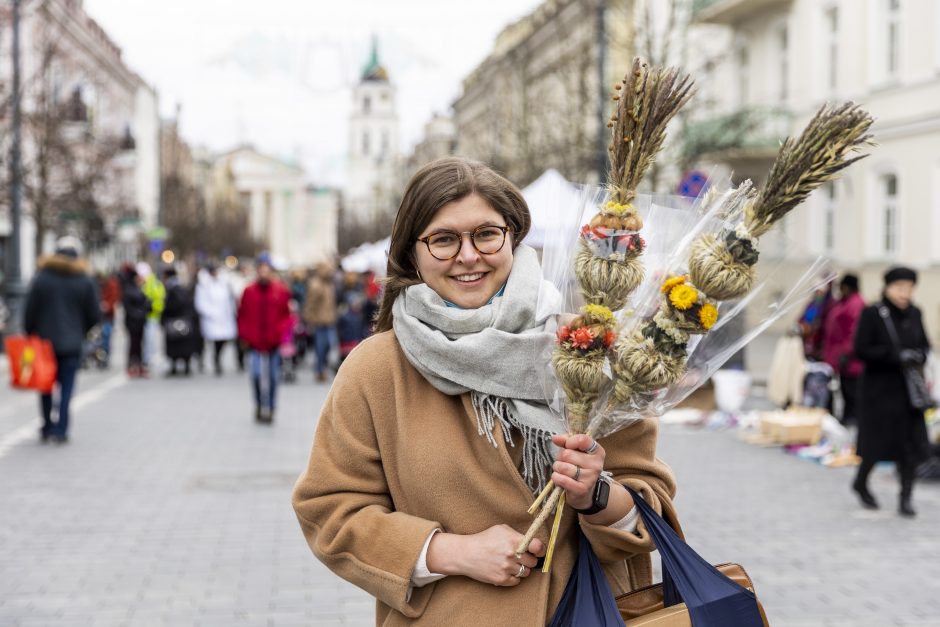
[452,0,634,188]
[404,113,457,180]
[689,0,940,341]
[215,146,336,267]
[345,39,401,227]
[0,0,159,277]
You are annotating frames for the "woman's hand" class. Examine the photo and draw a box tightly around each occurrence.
[426,525,546,587]
[551,433,634,525]
[551,433,605,510]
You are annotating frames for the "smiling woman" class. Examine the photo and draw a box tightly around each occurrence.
[291,156,674,626]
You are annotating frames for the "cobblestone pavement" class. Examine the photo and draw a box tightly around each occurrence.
[1,343,937,626]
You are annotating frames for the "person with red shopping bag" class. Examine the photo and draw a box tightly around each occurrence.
[21,236,100,443]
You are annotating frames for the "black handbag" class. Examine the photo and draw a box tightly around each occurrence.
[878,306,936,411]
[164,316,193,341]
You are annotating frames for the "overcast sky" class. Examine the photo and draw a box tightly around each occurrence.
[83,0,544,187]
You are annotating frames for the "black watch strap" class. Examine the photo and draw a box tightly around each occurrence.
[572,477,610,516]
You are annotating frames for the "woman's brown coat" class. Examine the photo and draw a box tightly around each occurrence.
[292,330,678,626]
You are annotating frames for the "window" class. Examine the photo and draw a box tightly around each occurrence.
[381,130,389,155]
[362,131,370,156]
[736,45,749,106]
[363,96,371,114]
[882,174,898,254]
[778,25,789,101]
[886,0,900,78]
[823,182,837,252]
[824,7,839,92]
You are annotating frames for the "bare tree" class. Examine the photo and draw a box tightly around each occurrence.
[0,15,133,254]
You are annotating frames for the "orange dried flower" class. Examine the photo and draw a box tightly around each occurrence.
[571,327,596,350]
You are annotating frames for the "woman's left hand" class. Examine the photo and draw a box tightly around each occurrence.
[551,433,604,511]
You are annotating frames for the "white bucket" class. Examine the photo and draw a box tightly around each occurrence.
[712,369,752,413]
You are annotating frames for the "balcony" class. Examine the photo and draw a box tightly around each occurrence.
[682,106,793,170]
[692,0,792,25]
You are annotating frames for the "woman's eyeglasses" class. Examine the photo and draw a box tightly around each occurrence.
[416,225,513,261]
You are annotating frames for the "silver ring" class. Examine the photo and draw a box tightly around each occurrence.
[583,440,599,454]
[573,465,581,482]
[516,564,527,578]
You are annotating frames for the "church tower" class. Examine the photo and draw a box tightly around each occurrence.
[346,37,400,227]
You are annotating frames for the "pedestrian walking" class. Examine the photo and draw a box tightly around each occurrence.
[229,264,250,372]
[160,268,199,376]
[292,157,675,624]
[119,265,150,378]
[22,236,100,443]
[798,282,833,361]
[137,262,165,371]
[852,266,932,517]
[194,263,238,375]
[302,262,338,382]
[98,271,121,366]
[237,254,291,423]
[821,274,865,424]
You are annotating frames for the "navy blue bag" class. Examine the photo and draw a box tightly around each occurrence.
[548,529,625,627]
[549,488,765,626]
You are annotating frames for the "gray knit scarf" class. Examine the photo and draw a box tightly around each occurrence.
[392,245,565,494]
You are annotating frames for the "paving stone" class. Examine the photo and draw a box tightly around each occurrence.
[1,331,937,625]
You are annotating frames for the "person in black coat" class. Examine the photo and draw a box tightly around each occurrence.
[119,264,151,377]
[160,267,199,376]
[22,236,100,443]
[851,266,931,517]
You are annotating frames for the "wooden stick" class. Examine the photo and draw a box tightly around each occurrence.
[515,486,563,557]
[527,480,556,515]
[541,492,566,573]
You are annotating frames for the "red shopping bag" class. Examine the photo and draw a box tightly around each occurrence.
[4,335,57,393]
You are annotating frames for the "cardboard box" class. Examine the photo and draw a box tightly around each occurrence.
[758,407,824,445]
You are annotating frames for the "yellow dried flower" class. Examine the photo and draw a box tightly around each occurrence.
[699,303,718,330]
[660,275,687,294]
[604,201,634,216]
[669,284,698,310]
[582,304,615,323]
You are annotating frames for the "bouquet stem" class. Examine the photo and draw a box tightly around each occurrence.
[515,486,563,559]
[528,480,556,515]
[542,492,566,573]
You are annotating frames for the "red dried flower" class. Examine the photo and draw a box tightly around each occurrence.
[556,325,571,343]
[571,327,596,349]
[603,330,616,347]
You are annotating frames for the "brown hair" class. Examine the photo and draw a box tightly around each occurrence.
[374,156,531,332]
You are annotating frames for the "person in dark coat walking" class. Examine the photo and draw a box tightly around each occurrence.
[851,266,931,517]
[22,236,100,443]
[160,267,199,376]
[119,264,151,378]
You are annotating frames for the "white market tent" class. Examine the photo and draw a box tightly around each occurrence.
[339,169,578,274]
[521,169,582,249]
[340,237,391,275]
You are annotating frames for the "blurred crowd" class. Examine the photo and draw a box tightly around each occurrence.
[20,235,382,440]
[99,256,381,388]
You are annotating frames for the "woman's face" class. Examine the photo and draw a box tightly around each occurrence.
[414,193,514,309]
[885,280,915,309]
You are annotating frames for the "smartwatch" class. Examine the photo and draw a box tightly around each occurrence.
[572,471,612,516]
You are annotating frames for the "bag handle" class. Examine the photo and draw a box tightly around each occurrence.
[877,305,903,354]
[625,487,764,626]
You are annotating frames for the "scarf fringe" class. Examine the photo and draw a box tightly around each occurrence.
[472,392,554,495]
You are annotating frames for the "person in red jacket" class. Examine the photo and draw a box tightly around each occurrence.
[821,274,865,425]
[237,254,291,423]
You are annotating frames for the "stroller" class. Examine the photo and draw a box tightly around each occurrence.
[81,325,109,370]
[802,360,835,410]
[279,310,306,384]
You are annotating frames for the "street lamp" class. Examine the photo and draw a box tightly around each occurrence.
[2,0,24,335]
